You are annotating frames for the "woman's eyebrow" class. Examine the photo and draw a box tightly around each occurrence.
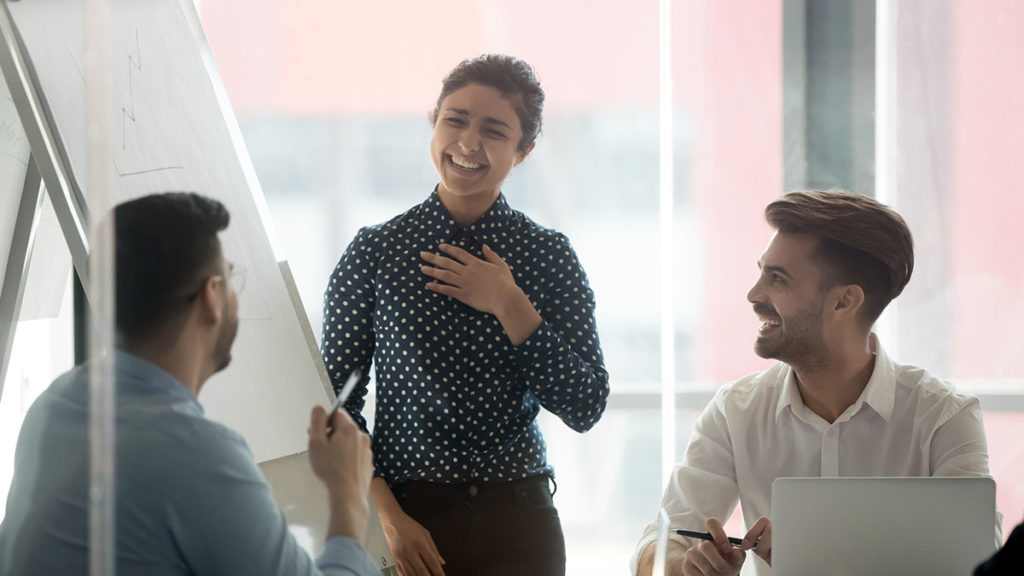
[444,107,512,129]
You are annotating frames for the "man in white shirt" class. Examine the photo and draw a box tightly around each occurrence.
[632,190,996,576]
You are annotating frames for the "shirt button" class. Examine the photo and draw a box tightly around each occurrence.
[469,485,478,496]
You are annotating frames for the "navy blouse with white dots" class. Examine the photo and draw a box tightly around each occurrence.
[321,190,610,486]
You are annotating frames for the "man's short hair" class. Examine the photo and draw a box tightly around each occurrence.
[114,193,229,343]
[765,190,914,326]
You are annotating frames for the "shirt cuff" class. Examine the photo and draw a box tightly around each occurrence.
[316,536,381,576]
[511,320,560,365]
[629,532,693,575]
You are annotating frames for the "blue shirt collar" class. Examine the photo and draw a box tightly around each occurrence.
[420,188,519,249]
[113,350,201,409]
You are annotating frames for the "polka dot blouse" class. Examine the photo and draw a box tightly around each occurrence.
[321,190,610,486]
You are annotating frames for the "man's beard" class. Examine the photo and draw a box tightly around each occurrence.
[212,307,238,373]
[753,295,829,371]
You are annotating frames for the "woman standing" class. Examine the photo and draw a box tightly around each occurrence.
[321,54,609,576]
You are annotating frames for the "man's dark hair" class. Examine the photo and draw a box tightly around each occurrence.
[428,53,545,154]
[765,190,914,326]
[114,192,229,344]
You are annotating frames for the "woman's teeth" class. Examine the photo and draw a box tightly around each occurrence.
[451,155,483,170]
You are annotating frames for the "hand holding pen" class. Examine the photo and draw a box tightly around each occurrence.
[325,368,362,436]
[307,367,372,542]
[673,517,772,575]
[674,529,752,548]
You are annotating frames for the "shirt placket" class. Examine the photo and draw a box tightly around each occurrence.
[820,424,840,477]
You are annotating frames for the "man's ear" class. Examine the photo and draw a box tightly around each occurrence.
[832,284,865,321]
[197,276,225,325]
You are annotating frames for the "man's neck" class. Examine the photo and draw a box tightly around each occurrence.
[792,337,876,424]
[120,340,206,397]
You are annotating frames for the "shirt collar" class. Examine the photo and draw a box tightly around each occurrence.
[113,349,201,408]
[855,333,896,422]
[420,187,518,248]
[774,333,896,423]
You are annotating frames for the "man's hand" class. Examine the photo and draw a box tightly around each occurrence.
[635,517,747,576]
[379,507,446,576]
[680,518,746,576]
[307,405,373,544]
[742,517,772,566]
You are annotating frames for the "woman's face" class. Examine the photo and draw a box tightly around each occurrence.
[430,83,534,204]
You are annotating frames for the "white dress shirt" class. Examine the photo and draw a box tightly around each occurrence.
[632,336,998,575]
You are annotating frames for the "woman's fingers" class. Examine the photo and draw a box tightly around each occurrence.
[436,243,475,264]
[420,250,463,270]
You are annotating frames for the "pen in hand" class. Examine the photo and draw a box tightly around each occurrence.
[674,529,755,549]
[325,369,362,436]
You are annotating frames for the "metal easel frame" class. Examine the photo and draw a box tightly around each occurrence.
[0,0,94,397]
[0,155,42,398]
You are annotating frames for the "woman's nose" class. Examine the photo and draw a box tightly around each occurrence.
[458,131,481,154]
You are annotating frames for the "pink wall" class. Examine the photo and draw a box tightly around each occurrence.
[677,1,781,382]
[202,0,657,116]
[951,0,1024,380]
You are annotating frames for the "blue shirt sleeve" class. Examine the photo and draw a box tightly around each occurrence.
[163,423,379,576]
[317,537,382,576]
[511,233,610,432]
[321,226,380,434]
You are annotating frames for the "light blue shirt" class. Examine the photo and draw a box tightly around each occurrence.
[0,352,380,576]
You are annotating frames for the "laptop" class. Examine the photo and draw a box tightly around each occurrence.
[772,477,998,576]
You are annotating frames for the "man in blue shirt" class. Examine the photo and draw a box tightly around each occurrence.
[0,193,379,576]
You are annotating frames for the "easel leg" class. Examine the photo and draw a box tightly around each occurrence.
[0,155,43,399]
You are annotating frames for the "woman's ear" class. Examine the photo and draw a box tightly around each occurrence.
[514,141,536,166]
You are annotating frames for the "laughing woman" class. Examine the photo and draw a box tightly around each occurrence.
[321,54,609,576]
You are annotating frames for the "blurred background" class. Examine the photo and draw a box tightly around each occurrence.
[2,1,1021,574]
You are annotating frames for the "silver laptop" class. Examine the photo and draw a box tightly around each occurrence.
[772,477,997,576]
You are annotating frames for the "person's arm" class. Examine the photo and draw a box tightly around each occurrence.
[929,393,1003,543]
[507,233,609,432]
[370,478,446,576]
[635,539,690,576]
[164,420,378,576]
[308,406,382,576]
[635,516,769,576]
[420,236,609,432]
[930,395,991,476]
[321,227,380,433]
[630,389,743,575]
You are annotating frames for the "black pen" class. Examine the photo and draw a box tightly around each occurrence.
[325,369,362,435]
[674,529,755,548]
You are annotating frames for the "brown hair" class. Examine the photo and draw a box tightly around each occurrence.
[765,190,914,325]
